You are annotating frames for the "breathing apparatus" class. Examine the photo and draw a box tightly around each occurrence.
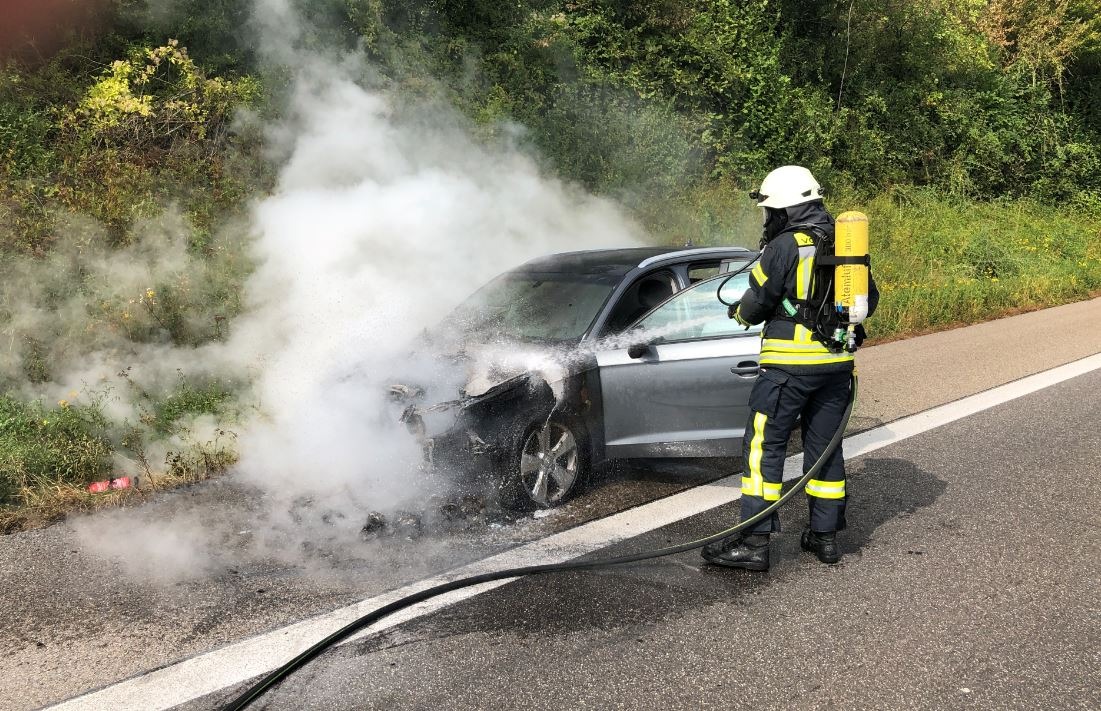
[826,211,871,350]
[715,210,871,355]
[723,165,872,354]
[773,212,870,353]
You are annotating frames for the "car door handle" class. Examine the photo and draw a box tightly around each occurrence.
[731,361,759,377]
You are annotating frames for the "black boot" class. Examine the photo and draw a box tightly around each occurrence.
[700,534,770,571]
[800,528,841,564]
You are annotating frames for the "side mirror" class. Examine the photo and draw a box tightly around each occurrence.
[626,342,650,359]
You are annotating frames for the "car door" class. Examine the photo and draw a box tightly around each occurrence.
[595,270,762,458]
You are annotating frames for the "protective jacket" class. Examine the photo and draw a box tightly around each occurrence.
[736,203,879,373]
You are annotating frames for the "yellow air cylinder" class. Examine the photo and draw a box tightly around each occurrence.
[834,211,869,325]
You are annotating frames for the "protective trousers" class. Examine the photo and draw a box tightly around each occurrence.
[741,368,851,534]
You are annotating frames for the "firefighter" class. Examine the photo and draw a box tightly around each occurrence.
[702,165,879,571]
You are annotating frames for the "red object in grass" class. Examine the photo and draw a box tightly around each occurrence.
[86,477,135,493]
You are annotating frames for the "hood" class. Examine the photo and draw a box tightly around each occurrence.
[389,333,571,407]
[785,200,835,233]
[762,200,834,247]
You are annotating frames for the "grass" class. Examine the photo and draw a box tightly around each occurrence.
[0,381,239,533]
[0,397,113,506]
[148,380,235,434]
[676,183,1101,343]
[854,189,1101,340]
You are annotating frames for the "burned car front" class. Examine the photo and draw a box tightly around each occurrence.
[384,269,614,507]
[389,369,551,472]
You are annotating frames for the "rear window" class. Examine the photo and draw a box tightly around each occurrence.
[687,262,721,284]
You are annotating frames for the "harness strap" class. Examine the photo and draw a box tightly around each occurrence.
[764,223,855,354]
[817,254,871,267]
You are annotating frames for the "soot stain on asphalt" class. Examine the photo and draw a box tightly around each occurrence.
[842,457,947,556]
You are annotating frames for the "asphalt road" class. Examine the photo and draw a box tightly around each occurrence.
[2,296,1100,710]
[187,366,1101,710]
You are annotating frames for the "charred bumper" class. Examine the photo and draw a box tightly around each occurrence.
[390,374,550,478]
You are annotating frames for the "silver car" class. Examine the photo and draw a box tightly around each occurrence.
[390,247,764,509]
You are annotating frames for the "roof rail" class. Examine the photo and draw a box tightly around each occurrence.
[636,246,754,269]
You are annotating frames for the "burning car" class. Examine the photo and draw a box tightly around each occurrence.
[389,247,765,509]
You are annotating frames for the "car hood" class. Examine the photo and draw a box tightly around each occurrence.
[387,331,575,412]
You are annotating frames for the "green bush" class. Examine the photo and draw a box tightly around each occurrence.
[0,100,56,179]
[48,42,261,243]
[66,41,259,150]
[333,0,1101,201]
[0,397,113,506]
[148,378,235,435]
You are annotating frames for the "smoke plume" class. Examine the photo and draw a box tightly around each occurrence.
[69,0,648,578]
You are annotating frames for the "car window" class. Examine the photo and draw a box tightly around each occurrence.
[451,272,617,342]
[600,270,677,335]
[631,269,763,342]
[687,261,721,284]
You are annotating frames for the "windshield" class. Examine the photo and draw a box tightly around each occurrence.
[450,272,617,342]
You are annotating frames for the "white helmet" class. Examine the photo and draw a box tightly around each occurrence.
[752,165,823,209]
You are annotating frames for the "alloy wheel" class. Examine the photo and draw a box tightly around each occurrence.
[519,422,579,507]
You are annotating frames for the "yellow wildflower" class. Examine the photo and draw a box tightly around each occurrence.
[58,400,69,408]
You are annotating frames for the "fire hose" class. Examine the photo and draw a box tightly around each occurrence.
[221,373,858,710]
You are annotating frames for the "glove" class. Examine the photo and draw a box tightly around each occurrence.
[727,301,752,329]
[854,324,867,348]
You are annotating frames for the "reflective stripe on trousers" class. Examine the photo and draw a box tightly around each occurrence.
[742,411,782,503]
[806,478,846,499]
[739,369,851,534]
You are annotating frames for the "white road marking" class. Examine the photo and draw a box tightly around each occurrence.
[47,352,1101,711]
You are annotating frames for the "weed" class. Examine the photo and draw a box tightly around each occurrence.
[149,376,235,434]
[0,397,113,508]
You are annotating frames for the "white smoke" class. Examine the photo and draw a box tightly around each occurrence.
[224,1,644,509]
[73,0,647,578]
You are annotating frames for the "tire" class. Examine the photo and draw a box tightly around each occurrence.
[498,417,590,511]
